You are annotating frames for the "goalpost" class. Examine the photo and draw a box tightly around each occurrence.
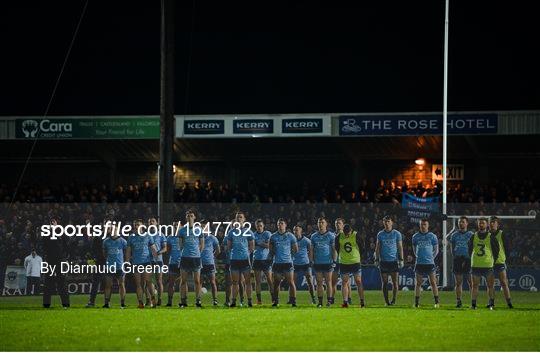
[439,1,537,288]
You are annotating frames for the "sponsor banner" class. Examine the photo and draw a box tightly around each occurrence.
[176,115,331,138]
[233,119,274,134]
[295,266,539,291]
[183,119,225,135]
[281,118,324,134]
[402,193,440,224]
[295,266,431,290]
[339,113,498,136]
[458,268,539,291]
[15,118,159,139]
[431,164,465,181]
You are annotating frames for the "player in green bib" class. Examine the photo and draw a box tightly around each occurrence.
[334,218,351,304]
[468,217,500,309]
[489,216,513,308]
[335,224,365,308]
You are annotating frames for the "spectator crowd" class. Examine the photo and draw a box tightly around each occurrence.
[1,178,539,285]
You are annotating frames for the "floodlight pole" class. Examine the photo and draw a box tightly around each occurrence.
[159,0,175,224]
[442,0,450,288]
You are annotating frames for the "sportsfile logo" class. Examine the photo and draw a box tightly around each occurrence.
[281,118,323,134]
[184,120,224,135]
[233,119,273,134]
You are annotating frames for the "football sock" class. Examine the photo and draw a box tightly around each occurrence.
[383,286,389,304]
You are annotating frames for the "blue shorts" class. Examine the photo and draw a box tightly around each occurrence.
[229,259,251,273]
[152,260,164,273]
[272,262,294,275]
[180,257,202,272]
[201,264,216,276]
[339,263,362,276]
[105,265,125,279]
[471,267,494,278]
[415,264,436,276]
[313,263,334,274]
[294,264,312,275]
[379,261,399,274]
[253,259,272,272]
[452,256,471,275]
[168,263,181,274]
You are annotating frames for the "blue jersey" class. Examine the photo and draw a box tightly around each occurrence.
[103,237,127,267]
[152,232,167,262]
[225,227,254,261]
[167,233,181,265]
[376,229,403,262]
[293,236,311,265]
[201,234,219,265]
[253,231,271,261]
[178,224,203,258]
[310,231,335,264]
[412,232,438,265]
[449,230,473,258]
[270,231,297,263]
[127,234,155,265]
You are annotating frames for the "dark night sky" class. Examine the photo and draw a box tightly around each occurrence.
[1,1,539,116]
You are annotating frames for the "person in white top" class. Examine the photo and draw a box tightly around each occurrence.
[24,250,43,295]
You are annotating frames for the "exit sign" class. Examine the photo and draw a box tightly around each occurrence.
[431,164,464,181]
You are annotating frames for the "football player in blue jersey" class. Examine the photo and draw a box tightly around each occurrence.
[102,230,128,308]
[178,210,204,308]
[252,219,273,305]
[148,217,167,306]
[200,220,221,306]
[446,216,473,308]
[269,218,298,307]
[375,215,404,306]
[292,224,316,304]
[412,218,440,308]
[226,211,254,307]
[126,219,158,308]
[309,217,337,307]
[166,221,182,306]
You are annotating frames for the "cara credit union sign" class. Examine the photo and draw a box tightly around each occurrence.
[15,118,159,139]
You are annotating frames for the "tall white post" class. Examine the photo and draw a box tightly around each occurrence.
[442,0,450,288]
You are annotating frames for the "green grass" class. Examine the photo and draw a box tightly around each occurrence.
[1,290,539,351]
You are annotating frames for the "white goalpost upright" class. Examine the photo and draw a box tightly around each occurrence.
[439,0,537,288]
[441,0,450,288]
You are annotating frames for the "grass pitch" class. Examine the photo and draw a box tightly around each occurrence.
[1,290,539,351]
